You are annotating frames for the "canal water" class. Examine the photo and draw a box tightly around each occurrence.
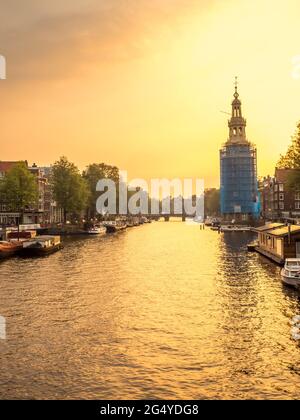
[0,222,299,399]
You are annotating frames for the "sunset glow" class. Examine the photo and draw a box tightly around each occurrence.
[1,0,300,186]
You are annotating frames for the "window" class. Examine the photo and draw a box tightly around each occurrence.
[279,202,284,210]
[279,184,284,192]
[296,202,300,210]
[295,192,300,201]
[279,193,284,201]
[274,184,278,192]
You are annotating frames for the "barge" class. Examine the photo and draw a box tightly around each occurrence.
[21,236,63,257]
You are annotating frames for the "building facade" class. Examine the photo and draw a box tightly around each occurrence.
[259,168,300,221]
[0,161,63,226]
[220,84,259,221]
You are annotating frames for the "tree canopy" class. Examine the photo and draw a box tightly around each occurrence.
[204,188,220,217]
[51,157,90,222]
[277,121,300,169]
[1,163,38,215]
[277,121,300,191]
[83,163,119,218]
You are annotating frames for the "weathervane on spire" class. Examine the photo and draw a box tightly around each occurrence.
[234,76,239,98]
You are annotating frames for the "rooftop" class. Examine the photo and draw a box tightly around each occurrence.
[254,223,285,232]
[0,161,28,173]
[266,225,300,237]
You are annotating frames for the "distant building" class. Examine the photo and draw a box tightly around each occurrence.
[259,168,300,221]
[220,82,259,221]
[38,166,63,224]
[0,161,63,225]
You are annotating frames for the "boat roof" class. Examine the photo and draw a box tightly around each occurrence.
[254,223,285,232]
[24,235,60,242]
[266,225,300,237]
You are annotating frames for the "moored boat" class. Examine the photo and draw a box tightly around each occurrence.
[140,216,148,224]
[220,225,251,232]
[21,236,63,257]
[210,220,221,231]
[133,217,140,226]
[247,242,258,252]
[85,225,107,235]
[0,241,23,259]
[104,220,127,233]
[281,259,300,289]
[7,230,36,240]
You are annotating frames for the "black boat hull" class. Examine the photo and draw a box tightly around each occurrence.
[106,225,127,233]
[21,244,63,257]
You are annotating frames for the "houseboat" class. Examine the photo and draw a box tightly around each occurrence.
[0,241,23,259]
[281,259,300,289]
[254,224,300,265]
[7,230,36,240]
[21,236,63,257]
[104,219,127,233]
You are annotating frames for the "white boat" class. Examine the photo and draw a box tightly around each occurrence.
[281,259,300,289]
[220,225,251,232]
[204,217,213,226]
[86,225,107,235]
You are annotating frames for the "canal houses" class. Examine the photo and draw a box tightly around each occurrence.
[254,223,300,264]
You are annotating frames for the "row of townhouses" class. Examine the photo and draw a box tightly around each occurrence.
[259,168,300,222]
[0,161,63,226]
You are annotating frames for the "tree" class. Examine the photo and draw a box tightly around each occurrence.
[1,162,38,223]
[286,170,300,191]
[277,122,300,191]
[51,157,90,223]
[204,188,220,217]
[277,121,300,169]
[83,163,119,218]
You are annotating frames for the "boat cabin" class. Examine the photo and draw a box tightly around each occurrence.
[255,224,300,264]
[23,236,61,249]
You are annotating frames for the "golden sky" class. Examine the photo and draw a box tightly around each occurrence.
[1,0,300,187]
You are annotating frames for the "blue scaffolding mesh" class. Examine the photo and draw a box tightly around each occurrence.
[220,143,260,218]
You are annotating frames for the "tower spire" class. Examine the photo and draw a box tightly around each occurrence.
[227,78,248,144]
[234,76,239,98]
